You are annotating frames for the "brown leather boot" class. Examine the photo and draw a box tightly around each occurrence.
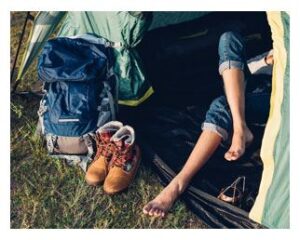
[85,121,123,186]
[103,126,141,195]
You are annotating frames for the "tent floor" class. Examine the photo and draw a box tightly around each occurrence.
[118,99,266,228]
[119,101,264,211]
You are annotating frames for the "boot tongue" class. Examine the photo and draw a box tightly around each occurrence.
[114,136,130,151]
[100,131,114,143]
[113,136,134,171]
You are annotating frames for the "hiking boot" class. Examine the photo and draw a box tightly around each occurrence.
[103,126,141,195]
[85,121,123,186]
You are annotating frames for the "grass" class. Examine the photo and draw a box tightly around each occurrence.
[10,12,207,229]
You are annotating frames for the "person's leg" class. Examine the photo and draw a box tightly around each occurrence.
[143,130,222,217]
[143,96,230,217]
[222,69,253,160]
[142,90,270,217]
[218,31,253,161]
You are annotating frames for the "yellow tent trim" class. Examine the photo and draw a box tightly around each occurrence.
[118,86,154,106]
[249,11,287,223]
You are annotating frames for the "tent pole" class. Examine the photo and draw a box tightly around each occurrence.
[12,90,43,99]
[11,12,33,93]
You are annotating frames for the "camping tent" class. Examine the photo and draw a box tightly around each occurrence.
[13,11,289,229]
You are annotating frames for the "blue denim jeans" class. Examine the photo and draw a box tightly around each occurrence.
[218,31,246,75]
[202,31,270,141]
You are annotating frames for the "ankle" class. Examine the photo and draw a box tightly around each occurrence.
[171,175,189,194]
[233,123,247,134]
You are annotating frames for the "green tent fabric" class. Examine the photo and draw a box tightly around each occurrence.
[17,11,212,106]
[17,12,66,83]
[148,11,208,30]
[17,11,153,106]
[249,11,290,228]
[57,12,153,106]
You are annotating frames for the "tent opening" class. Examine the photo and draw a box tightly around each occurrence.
[118,11,273,226]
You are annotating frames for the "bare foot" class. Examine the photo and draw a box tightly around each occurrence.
[224,126,253,161]
[143,180,182,218]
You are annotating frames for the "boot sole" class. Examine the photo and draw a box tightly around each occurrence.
[85,178,105,186]
[103,187,129,196]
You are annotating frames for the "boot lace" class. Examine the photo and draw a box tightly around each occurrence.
[111,148,132,168]
[94,137,115,159]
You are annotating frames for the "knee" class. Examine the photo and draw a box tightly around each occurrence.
[219,31,240,44]
[206,96,231,121]
[210,96,228,111]
[204,96,232,139]
[218,31,244,53]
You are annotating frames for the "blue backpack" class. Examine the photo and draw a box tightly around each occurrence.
[37,34,117,170]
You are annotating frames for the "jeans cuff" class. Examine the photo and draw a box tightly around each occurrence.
[201,122,228,141]
[219,60,244,75]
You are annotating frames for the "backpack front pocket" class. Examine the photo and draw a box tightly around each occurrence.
[47,81,98,124]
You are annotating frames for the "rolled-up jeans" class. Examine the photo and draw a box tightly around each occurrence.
[218,31,247,76]
[202,93,270,141]
[201,31,270,142]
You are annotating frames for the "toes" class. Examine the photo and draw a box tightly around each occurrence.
[143,203,167,218]
[149,207,165,217]
[158,209,166,218]
[231,149,244,160]
[149,208,156,216]
[224,150,234,161]
[153,209,161,217]
[225,149,244,161]
[143,203,153,214]
[153,209,166,218]
[230,154,239,160]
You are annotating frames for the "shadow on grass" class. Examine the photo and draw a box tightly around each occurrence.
[10,94,207,229]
